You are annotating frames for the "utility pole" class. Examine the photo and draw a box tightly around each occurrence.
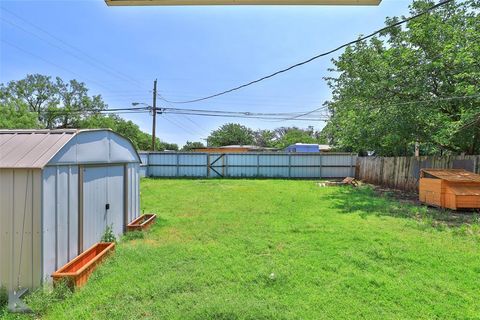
[152,79,157,151]
[415,141,420,157]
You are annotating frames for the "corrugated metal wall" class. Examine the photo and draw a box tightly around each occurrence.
[140,152,356,178]
[127,163,140,222]
[42,163,140,281]
[139,153,148,177]
[42,165,79,281]
[0,169,42,291]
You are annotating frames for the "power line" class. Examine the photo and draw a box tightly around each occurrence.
[368,93,480,108]
[164,114,204,135]
[13,104,326,121]
[9,93,478,122]
[161,93,480,121]
[157,89,331,104]
[158,89,327,101]
[1,39,116,92]
[159,94,219,136]
[20,107,149,115]
[157,95,327,109]
[179,114,211,135]
[167,115,207,136]
[457,114,480,131]
[284,93,480,122]
[161,115,201,136]
[161,111,327,121]
[283,106,328,121]
[0,16,134,86]
[161,106,327,116]
[0,6,148,91]
[157,0,455,104]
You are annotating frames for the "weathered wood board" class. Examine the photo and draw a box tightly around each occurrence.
[356,155,480,192]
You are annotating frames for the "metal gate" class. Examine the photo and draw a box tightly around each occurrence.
[208,154,226,177]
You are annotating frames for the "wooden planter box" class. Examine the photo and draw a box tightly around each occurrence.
[127,214,157,232]
[51,242,115,288]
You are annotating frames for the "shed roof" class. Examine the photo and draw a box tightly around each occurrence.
[0,129,139,169]
[0,130,77,169]
[421,169,480,183]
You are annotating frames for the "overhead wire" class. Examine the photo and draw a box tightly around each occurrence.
[179,115,211,135]
[14,93,478,123]
[161,111,327,121]
[161,115,203,136]
[1,39,116,92]
[8,91,479,124]
[0,16,140,88]
[156,0,455,104]
[161,106,327,117]
[312,93,480,120]
[157,93,221,134]
[0,6,149,91]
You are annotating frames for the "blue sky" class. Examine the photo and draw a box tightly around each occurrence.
[0,0,411,147]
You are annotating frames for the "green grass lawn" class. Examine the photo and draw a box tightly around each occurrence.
[2,179,480,319]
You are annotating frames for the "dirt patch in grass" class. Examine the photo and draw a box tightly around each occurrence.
[329,184,480,231]
[177,210,202,218]
[146,226,197,245]
[368,183,480,226]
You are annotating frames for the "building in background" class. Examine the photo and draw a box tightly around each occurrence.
[285,143,332,153]
[193,145,279,153]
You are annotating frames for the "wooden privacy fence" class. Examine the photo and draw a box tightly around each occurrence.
[139,152,357,179]
[356,155,480,192]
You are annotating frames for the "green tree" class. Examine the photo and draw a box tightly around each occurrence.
[207,123,254,146]
[253,129,275,147]
[0,74,56,124]
[0,74,178,151]
[0,74,106,129]
[161,142,179,151]
[52,77,106,128]
[323,0,480,156]
[0,101,39,129]
[181,141,206,151]
[273,126,328,149]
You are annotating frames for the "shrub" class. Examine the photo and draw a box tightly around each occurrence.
[101,225,116,243]
[0,285,7,308]
[22,281,73,317]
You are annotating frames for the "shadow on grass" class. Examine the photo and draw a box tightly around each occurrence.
[327,185,480,233]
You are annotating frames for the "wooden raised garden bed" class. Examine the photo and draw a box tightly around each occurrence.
[51,242,115,288]
[127,213,157,232]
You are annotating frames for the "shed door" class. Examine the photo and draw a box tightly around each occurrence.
[82,166,124,250]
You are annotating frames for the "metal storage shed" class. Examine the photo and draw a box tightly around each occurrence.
[0,129,140,293]
[419,169,480,210]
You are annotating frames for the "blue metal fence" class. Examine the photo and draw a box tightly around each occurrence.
[139,152,356,179]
